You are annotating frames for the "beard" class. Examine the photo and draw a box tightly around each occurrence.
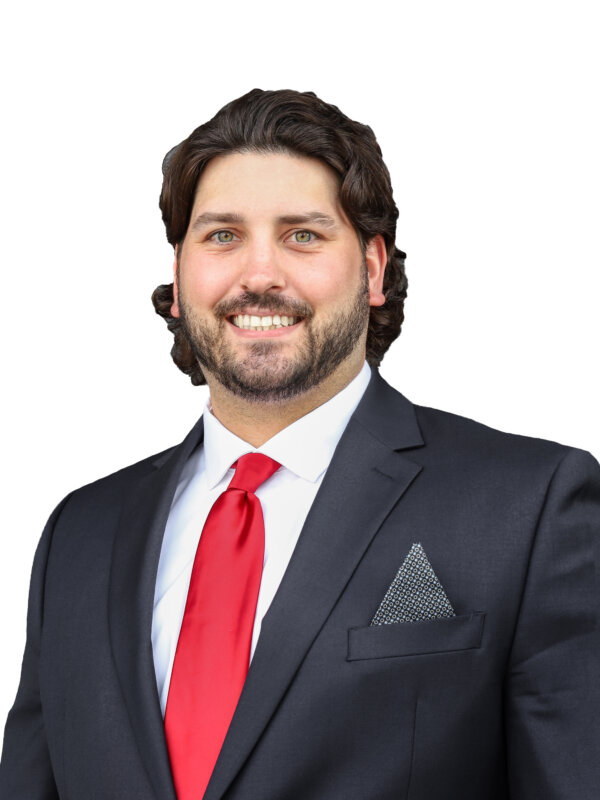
[177,266,371,403]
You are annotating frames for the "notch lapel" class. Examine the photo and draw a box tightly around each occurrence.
[108,419,204,800]
[203,372,425,800]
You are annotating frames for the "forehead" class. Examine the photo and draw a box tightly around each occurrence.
[191,151,342,215]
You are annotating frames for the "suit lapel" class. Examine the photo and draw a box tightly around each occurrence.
[108,419,204,800]
[204,372,424,800]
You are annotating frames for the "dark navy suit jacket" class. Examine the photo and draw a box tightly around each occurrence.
[1,371,599,799]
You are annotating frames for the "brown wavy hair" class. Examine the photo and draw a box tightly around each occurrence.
[152,88,407,386]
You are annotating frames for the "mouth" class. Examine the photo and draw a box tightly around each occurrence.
[228,313,304,331]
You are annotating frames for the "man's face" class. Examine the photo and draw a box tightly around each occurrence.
[172,151,386,402]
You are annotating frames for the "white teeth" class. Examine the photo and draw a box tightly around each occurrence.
[231,313,299,330]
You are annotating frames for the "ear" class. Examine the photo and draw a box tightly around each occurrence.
[365,234,387,307]
[171,245,180,318]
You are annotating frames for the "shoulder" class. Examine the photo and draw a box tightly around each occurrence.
[71,445,177,497]
[45,446,176,531]
[412,401,600,489]
[367,370,596,469]
[51,414,204,527]
[414,402,566,456]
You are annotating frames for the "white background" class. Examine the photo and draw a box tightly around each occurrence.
[1,1,598,728]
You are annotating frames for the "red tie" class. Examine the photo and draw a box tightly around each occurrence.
[164,453,280,800]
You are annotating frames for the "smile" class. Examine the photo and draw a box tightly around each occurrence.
[229,314,302,331]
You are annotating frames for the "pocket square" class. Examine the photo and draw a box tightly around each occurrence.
[370,543,455,625]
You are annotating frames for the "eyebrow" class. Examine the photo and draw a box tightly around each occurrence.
[276,212,339,229]
[189,211,339,232]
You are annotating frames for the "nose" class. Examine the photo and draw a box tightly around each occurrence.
[237,236,286,294]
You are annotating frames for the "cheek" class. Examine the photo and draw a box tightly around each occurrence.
[180,260,233,305]
[296,254,361,304]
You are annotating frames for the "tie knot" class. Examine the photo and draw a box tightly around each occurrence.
[227,453,280,494]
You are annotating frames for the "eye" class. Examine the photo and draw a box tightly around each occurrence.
[210,230,237,244]
[290,230,317,244]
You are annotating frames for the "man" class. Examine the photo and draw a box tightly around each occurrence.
[1,89,598,799]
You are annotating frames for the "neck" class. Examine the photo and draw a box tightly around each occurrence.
[205,360,365,448]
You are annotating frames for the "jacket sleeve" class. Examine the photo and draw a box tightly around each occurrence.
[504,448,600,799]
[0,496,71,800]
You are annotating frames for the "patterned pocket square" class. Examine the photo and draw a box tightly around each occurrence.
[370,543,455,625]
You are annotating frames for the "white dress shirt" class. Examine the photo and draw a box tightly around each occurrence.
[151,362,371,715]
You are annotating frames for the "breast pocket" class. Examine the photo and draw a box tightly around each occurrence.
[347,612,486,661]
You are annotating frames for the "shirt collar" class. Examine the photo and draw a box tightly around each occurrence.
[203,362,372,488]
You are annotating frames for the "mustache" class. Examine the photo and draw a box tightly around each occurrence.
[214,292,313,319]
